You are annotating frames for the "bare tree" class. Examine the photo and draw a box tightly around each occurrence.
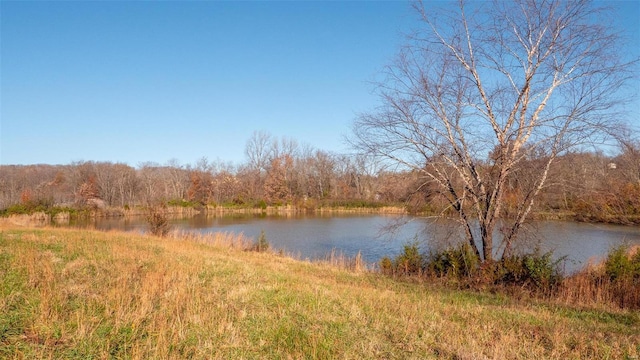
[310,150,336,199]
[165,159,189,201]
[245,130,273,174]
[93,162,120,206]
[243,131,273,201]
[271,136,299,161]
[615,132,640,185]
[137,162,164,204]
[113,163,138,207]
[352,0,635,262]
[66,161,101,206]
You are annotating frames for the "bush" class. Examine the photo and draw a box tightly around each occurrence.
[379,256,394,275]
[1,198,54,216]
[378,241,426,276]
[296,198,318,212]
[0,200,80,220]
[395,242,425,275]
[47,206,77,219]
[559,245,640,309]
[603,245,640,308]
[604,245,640,281]
[1,203,31,216]
[322,199,385,209]
[426,243,479,278]
[251,230,270,252]
[167,199,198,208]
[493,249,564,290]
[634,249,640,273]
[145,205,171,237]
[380,242,564,294]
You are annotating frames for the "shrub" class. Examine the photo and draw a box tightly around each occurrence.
[1,203,31,216]
[256,200,268,210]
[167,199,198,208]
[296,198,318,212]
[604,246,640,308]
[145,205,171,237]
[559,245,640,309]
[251,230,270,252]
[633,249,640,273]
[379,256,394,275]
[604,245,639,281]
[1,198,54,216]
[523,251,564,288]
[493,249,564,290]
[383,241,425,276]
[0,200,80,220]
[426,243,479,278]
[322,199,385,209]
[395,241,424,275]
[380,241,564,294]
[47,206,76,219]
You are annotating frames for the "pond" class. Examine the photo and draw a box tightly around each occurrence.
[74,213,640,273]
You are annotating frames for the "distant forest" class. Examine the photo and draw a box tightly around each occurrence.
[2,132,639,224]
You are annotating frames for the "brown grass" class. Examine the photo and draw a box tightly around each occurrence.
[557,246,640,310]
[1,224,638,359]
[558,272,640,309]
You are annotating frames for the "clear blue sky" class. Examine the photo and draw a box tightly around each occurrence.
[1,1,638,167]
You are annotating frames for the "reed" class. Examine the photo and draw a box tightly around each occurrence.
[557,245,640,309]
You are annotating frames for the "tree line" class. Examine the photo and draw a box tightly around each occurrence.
[0,131,398,211]
[1,130,638,223]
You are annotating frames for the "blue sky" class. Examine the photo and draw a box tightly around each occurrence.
[1,1,638,166]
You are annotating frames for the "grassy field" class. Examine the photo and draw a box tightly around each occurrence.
[0,224,638,359]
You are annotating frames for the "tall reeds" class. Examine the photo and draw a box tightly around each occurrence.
[558,245,640,309]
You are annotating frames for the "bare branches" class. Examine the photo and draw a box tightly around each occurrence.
[352,0,635,262]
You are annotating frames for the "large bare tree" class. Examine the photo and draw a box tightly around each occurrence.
[352,0,636,262]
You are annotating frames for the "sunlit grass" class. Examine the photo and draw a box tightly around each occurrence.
[1,224,638,359]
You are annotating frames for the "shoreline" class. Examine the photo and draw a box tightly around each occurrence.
[3,204,640,227]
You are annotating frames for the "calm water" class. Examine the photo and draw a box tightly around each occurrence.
[75,213,640,273]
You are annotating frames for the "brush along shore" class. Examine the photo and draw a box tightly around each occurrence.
[0,224,638,359]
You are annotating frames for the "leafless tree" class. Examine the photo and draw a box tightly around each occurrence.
[271,137,299,161]
[137,162,164,204]
[93,162,121,206]
[352,0,636,262]
[309,150,335,199]
[615,132,640,185]
[165,159,189,201]
[245,130,273,174]
[243,131,273,200]
[113,163,138,207]
[66,161,100,206]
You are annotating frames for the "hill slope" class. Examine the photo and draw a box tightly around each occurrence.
[1,225,638,359]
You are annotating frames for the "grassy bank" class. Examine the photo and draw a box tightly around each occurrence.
[1,225,638,359]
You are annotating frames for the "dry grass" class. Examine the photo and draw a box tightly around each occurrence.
[558,273,640,309]
[1,224,638,359]
[557,245,640,310]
